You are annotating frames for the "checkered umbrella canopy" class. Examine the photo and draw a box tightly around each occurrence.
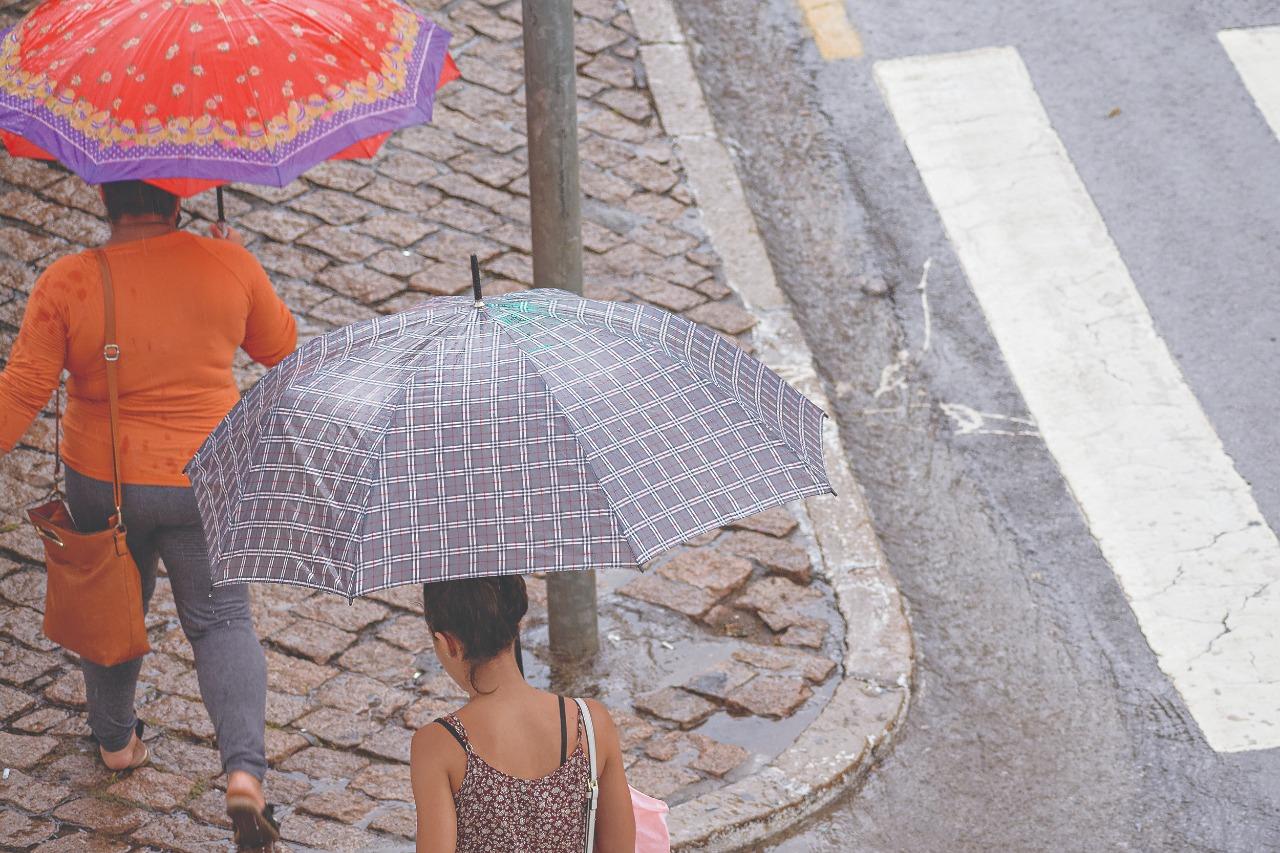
[186,289,832,598]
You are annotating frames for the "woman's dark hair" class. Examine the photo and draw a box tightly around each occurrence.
[423,576,528,690]
[100,180,179,222]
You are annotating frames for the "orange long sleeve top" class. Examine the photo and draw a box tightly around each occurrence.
[0,231,297,486]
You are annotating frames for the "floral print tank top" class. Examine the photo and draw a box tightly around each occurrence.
[437,708,590,852]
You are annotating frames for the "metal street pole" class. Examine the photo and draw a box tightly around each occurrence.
[522,0,598,659]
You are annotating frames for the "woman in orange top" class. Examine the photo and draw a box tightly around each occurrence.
[0,180,295,849]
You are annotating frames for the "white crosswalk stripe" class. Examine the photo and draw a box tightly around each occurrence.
[874,46,1280,753]
[1219,27,1280,139]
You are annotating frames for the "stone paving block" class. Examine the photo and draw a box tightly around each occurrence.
[34,833,131,853]
[186,787,232,829]
[139,694,215,741]
[779,619,829,649]
[306,160,377,193]
[0,680,36,718]
[337,639,415,685]
[454,55,524,95]
[270,617,357,664]
[0,769,72,813]
[294,595,390,635]
[618,275,704,311]
[148,738,222,781]
[0,226,67,264]
[309,295,380,328]
[725,530,814,584]
[634,687,716,729]
[279,812,387,851]
[366,247,426,278]
[360,722,413,764]
[297,787,380,823]
[49,712,91,738]
[264,649,337,696]
[583,53,637,88]
[377,150,446,186]
[611,709,658,751]
[395,124,468,161]
[357,176,443,215]
[364,584,425,615]
[683,659,757,703]
[132,813,233,852]
[265,727,311,764]
[53,797,150,834]
[288,190,373,225]
[726,675,813,719]
[0,568,45,608]
[487,251,533,284]
[417,229,503,265]
[314,672,410,716]
[41,753,112,792]
[614,156,680,194]
[688,733,750,778]
[451,152,527,189]
[0,808,56,847]
[643,730,691,762]
[260,768,314,805]
[375,614,431,653]
[350,762,414,802]
[0,158,61,189]
[253,241,331,279]
[619,571,716,618]
[598,88,653,122]
[280,745,370,782]
[296,706,381,749]
[265,690,309,727]
[238,209,317,243]
[296,226,382,263]
[367,803,417,837]
[106,767,197,812]
[153,626,197,663]
[13,707,70,733]
[729,506,799,538]
[232,181,309,204]
[432,173,511,209]
[355,212,439,247]
[733,645,838,684]
[684,300,758,335]
[734,576,824,632]
[626,758,700,800]
[0,730,57,768]
[656,548,753,598]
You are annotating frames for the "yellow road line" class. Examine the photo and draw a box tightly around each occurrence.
[796,0,864,60]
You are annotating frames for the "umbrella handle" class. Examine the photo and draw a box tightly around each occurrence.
[471,254,482,305]
[216,186,226,224]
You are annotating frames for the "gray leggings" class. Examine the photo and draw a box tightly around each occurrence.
[65,467,267,780]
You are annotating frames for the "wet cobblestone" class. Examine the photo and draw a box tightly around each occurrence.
[0,0,847,847]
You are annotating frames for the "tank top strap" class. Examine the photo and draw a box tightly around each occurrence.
[435,713,471,753]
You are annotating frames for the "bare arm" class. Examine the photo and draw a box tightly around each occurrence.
[0,273,68,453]
[410,725,459,853]
[586,700,637,853]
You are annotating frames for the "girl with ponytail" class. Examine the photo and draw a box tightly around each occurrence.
[410,576,636,852]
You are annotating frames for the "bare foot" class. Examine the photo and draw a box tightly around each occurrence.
[99,732,147,771]
[226,770,265,810]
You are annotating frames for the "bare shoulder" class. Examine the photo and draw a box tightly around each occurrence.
[581,698,622,750]
[411,719,459,765]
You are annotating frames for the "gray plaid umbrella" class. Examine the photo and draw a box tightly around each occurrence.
[187,286,832,598]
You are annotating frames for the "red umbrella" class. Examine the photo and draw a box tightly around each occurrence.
[0,0,459,199]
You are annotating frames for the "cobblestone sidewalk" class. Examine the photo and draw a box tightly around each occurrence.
[0,0,911,850]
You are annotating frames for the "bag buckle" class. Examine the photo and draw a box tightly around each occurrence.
[103,344,121,362]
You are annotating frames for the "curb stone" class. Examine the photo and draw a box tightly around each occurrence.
[627,0,916,848]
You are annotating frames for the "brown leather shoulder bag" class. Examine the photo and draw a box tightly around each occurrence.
[26,249,150,667]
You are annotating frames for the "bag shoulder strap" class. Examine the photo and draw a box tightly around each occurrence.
[573,698,600,853]
[91,250,125,523]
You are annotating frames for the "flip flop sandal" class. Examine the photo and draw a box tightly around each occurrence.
[227,797,280,851]
[95,720,150,771]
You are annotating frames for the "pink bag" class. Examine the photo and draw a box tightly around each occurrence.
[574,698,671,853]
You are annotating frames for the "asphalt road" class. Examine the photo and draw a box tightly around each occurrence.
[671,0,1280,849]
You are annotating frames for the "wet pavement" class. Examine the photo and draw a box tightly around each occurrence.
[0,0,861,849]
[673,0,1280,850]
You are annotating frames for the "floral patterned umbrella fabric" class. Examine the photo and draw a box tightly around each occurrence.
[0,0,457,196]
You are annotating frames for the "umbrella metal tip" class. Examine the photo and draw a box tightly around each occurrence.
[470,254,483,306]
